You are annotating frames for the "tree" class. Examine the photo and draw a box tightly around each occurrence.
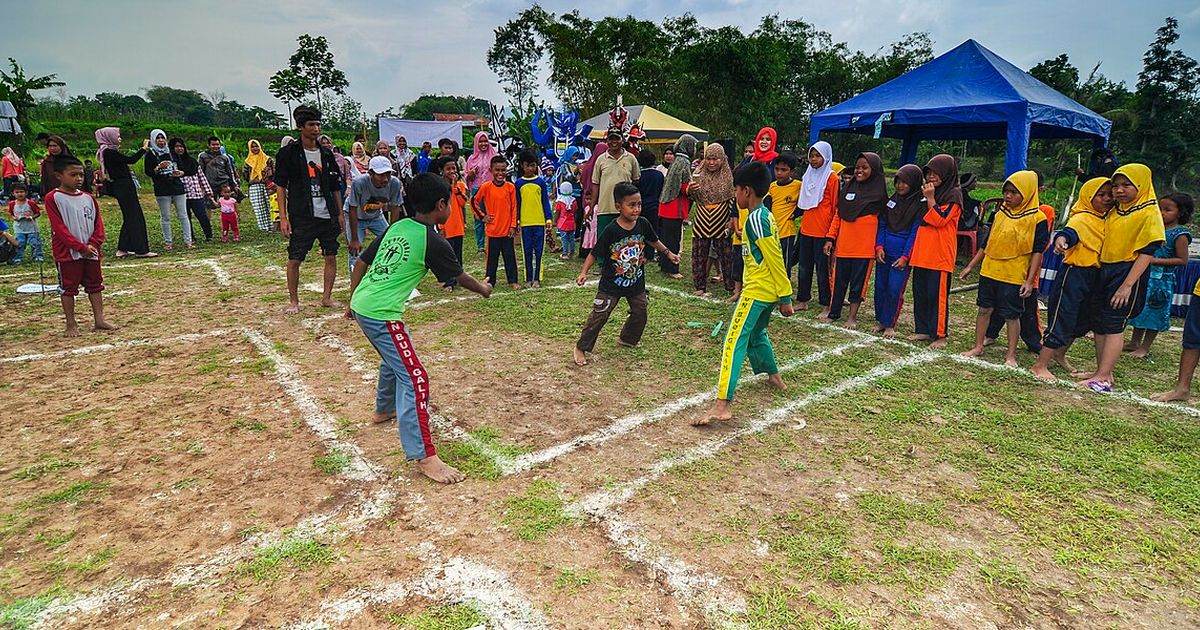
[323,94,365,131]
[1133,17,1200,188]
[1030,54,1081,97]
[400,94,491,120]
[0,58,64,144]
[268,68,308,121]
[487,8,548,106]
[284,35,349,110]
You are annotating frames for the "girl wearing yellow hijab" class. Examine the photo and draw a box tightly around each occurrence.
[243,140,274,231]
[960,170,1050,367]
[1030,177,1113,381]
[1079,163,1166,393]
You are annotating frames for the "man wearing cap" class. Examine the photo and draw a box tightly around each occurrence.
[346,155,405,274]
[274,104,346,313]
[586,128,640,236]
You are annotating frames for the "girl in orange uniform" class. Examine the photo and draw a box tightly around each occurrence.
[822,152,886,329]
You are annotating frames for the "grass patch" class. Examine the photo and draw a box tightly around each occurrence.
[313,448,352,475]
[978,557,1031,591]
[502,479,575,541]
[34,529,75,550]
[0,587,68,630]
[384,602,486,630]
[231,418,267,432]
[10,459,80,481]
[58,410,95,425]
[22,481,108,509]
[45,546,116,577]
[237,534,334,582]
[436,425,528,481]
[554,567,598,594]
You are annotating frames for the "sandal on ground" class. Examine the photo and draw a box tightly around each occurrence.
[135,252,160,258]
[1086,380,1113,394]
[115,250,129,258]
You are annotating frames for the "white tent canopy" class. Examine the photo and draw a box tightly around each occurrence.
[0,101,21,134]
[377,118,466,147]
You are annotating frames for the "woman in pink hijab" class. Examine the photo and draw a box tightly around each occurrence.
[95,127,157,257]
[464,131,499,252]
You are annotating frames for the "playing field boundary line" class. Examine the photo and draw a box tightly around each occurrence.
[284,550,549,630]
[569,350,939,627]
[647,283,1200,420]
[500,337,879,476]
[1,257,233,284]
[0,329,231,362]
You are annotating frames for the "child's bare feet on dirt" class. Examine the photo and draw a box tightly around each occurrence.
[285,302,301,314]
[843,318,858,330]
[64,325,81,337]
[1151,389,1191,402]
[373,411,396,424]
[1031,365,1056,381]
[961,346,984,358]
[320,298,336,308]
[929,338,947,349]
[693,400,734,426]
[572,347,588,366]
[94,320,119,331]
[766,373,786,391]
[417,455,465,484]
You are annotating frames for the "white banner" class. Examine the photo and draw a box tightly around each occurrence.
[377,118,467,148]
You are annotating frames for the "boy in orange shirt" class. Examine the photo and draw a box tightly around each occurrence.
[794,142,839,314]
[434,157,470,290]
[474,155,519,289]
[822,152,885,329]
[907,155,962,348]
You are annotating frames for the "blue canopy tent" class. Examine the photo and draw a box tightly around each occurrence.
[809,40,1111,175]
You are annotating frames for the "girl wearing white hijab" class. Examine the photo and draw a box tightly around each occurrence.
[145,128,192,249]
[794,140,839,313]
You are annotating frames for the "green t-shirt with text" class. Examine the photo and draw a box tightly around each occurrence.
[349,218,462,321]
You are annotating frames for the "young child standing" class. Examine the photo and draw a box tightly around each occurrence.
[45,156,117,336]
[960,170,1050,366]
[218,185,240,242]
[823,152,886,329]
[347,173,492,484]
[515,151,553,288]
[765,152,801,277]
[1125,193,1193,358]
[701,162,794,424]
[1079,164,1166,393]
[436,157,469,264]
[907,155,962,348]
[555,181,577,259]
[1031,177,1113,380]
[475,155,519,289]
[7,183,43,263]
[573,182,680,366]
[794,142,838,313]
[985,171,1057,352]
[873,165,924,337]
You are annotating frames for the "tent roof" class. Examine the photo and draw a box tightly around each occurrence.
[809,39,1111,142]
[583,105,708,141]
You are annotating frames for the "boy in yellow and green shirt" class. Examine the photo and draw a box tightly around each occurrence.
[765,151,802,274]
[700,161,794,424]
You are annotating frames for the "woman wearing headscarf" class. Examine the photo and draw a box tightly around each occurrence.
[39,135,72,196]
[1076,147,1118,183]
[319,135,350,194]
[145,128,192,249]
[242,139,275,232]
[175,138,215,242]
[752,127,780,168]
[392,135,415,183]
[688,143,735,296]
[348,142,371,178]
[658,135,695,278]
[908,154,963,348]
[2,147,26,199]
[795,141,839,313]
[1079,163,1165,393]
[822,152,887,326]
[873,164,924,336]
[96,127,156,257]
[465,131,499,253]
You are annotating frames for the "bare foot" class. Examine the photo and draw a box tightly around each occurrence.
[694,400,733,426]
[1031,366,1056,382]
[872,324,885,333]
[983,337,996,347]
[1122,343,1138,352]
[285,302,301,314]
[766,373,786,391]
[667,273,684,279]
[416,455,465,484]
[64,325,80,338]
[908,334,931,341]
[572,347,588,366]
[795,301,809,311]
[693,290,707,297]
[882,328,896,339]
[320,298,335,308]
[1054,355,1074,372]
[961,346,984,358]
[725,293,740,304]
[1151,389,1191,402]
[929,338,947,350]
[1129,348,1149,359]
[843,319,858,330]
[509,283,521,290]
[816,316,833,323]
[442,285,455,292]
[531,281,541,289]
[817,309,830,320]
[1071,370,1095,380]
[616,339,639,348]
[93,320,119,331]
[1004,356,1019,368]
[373,411,396,424]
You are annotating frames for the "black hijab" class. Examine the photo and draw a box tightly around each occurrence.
[837,152,887,221]
[885,164,925,232]
[923,154,963,208]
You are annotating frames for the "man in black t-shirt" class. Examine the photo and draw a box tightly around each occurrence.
[573,182,680,366]
[274,105,345,313]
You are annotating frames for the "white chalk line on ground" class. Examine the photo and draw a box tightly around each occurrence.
[571,350,941,628]
[646,282,1200,420]
[284,544,549,630]
[0,329,231,363]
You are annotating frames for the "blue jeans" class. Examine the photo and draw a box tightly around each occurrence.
[354,313,436,461]
[13,231,43,262]
[558,228,575,258]
[347,214,390,275]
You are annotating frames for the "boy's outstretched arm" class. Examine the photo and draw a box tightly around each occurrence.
[577,254,597,285]
[455,272,493,297]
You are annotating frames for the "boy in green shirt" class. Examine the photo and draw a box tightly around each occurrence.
[346,173,492,484]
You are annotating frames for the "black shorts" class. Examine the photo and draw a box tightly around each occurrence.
[1184,298,1200,350]
[288,214,341,262]
[1090,261,1149,335]
[977,275,1023,320]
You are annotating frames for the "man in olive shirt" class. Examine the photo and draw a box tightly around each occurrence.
[587,128,640,236]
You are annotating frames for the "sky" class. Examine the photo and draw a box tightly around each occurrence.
[7,0,1199,118]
